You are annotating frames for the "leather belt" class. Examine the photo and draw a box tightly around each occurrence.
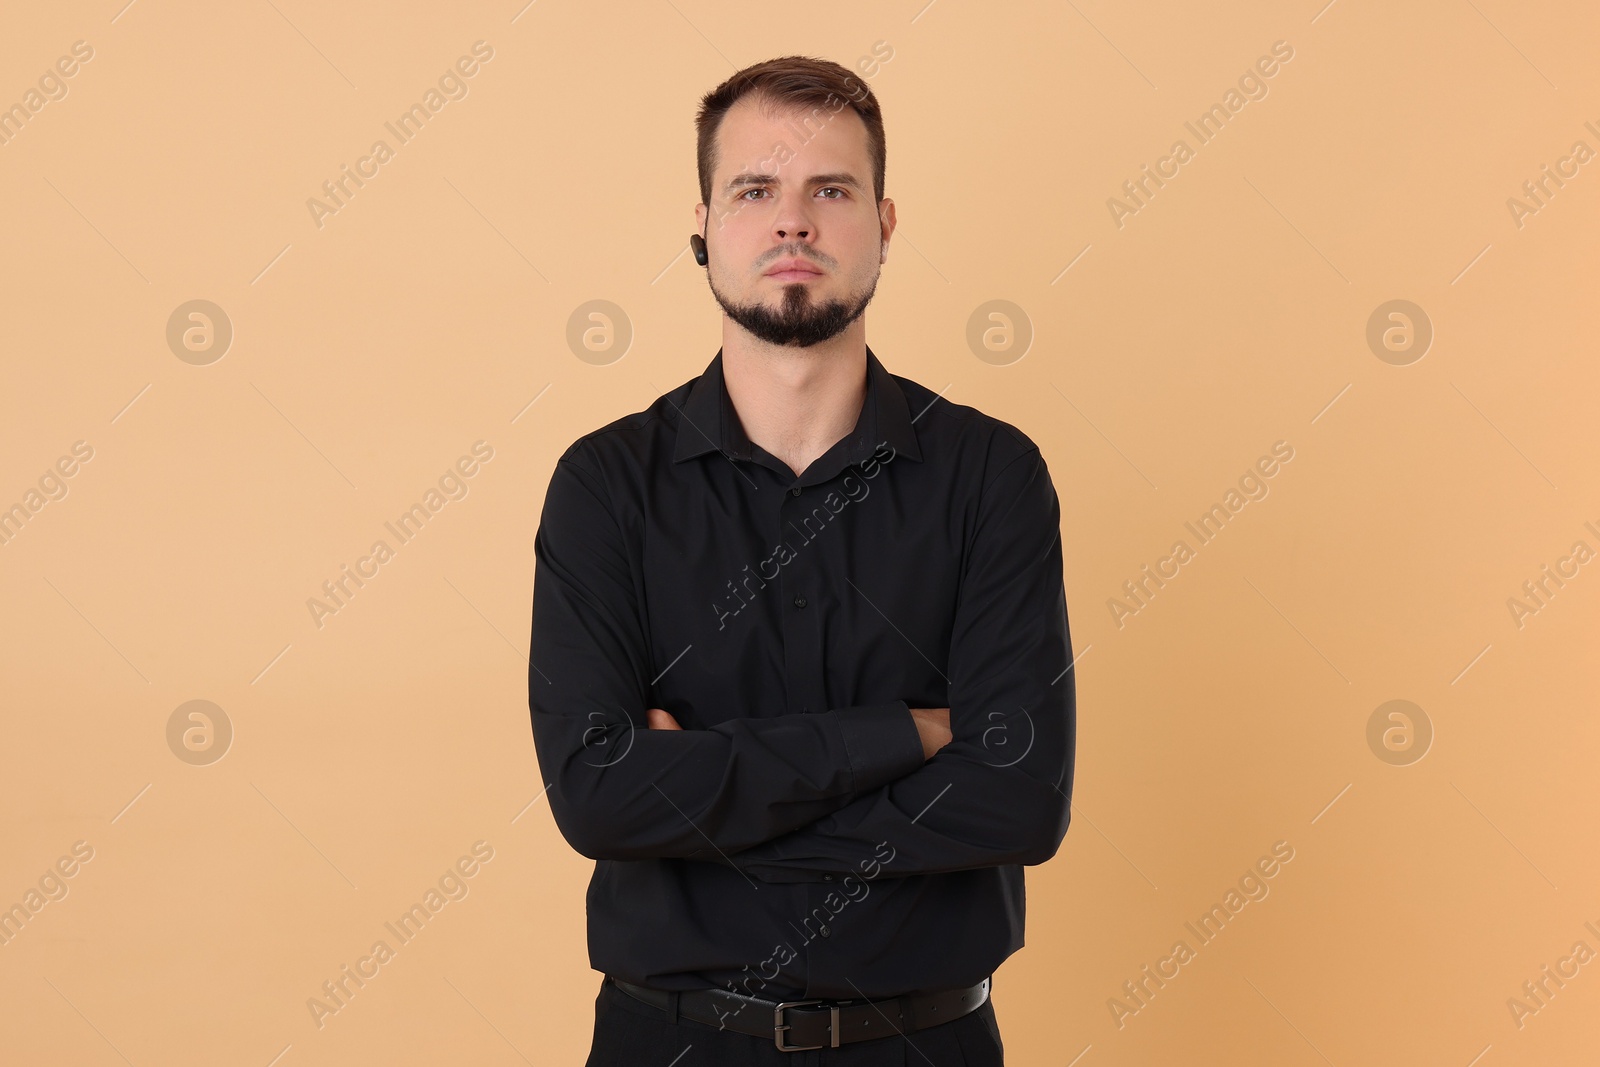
[609,974,990,1052]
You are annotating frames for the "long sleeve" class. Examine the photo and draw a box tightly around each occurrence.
[703,447,1075,881]
[529,451,928,863]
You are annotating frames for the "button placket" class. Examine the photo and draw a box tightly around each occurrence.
[778,485,826,718]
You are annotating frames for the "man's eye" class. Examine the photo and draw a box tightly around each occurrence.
[737,187,846,201]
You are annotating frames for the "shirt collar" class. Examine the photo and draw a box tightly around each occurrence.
[672,344,923,467]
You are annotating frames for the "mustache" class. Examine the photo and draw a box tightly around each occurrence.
[759,249,831,270]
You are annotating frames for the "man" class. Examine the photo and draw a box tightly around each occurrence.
[530,55,1075,1064]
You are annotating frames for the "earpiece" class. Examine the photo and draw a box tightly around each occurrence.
[689,232,707,267]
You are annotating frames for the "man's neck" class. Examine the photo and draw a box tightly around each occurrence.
[721,324,869,479]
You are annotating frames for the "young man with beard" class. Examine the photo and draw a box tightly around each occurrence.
[530,55,1075,1065]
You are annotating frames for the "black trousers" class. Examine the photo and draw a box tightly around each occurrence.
[584,975,1006,1066]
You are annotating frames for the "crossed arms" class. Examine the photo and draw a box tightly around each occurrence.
[527,445,1075,881]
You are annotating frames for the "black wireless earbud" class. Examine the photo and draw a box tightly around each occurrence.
[689,231,707,267]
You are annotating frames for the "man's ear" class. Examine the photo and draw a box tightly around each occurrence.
[695,202,707,232]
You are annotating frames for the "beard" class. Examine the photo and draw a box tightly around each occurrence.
[709,268,879,348]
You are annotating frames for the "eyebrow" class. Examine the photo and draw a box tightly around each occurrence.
[722,172,865,195]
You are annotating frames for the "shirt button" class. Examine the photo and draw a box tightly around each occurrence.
[819,925,831,938]
[793,596,807,609]
[790,487,802,496]
[823,874,834,882]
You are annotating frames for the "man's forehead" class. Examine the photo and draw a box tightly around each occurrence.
[722,92,863,136]
[714,96,869,177]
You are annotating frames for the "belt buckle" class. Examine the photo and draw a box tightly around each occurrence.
[772,998,838,1051]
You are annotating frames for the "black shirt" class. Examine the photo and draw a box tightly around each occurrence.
[528,344,1075,1001]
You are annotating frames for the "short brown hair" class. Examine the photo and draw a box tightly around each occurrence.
[695,55,886,212]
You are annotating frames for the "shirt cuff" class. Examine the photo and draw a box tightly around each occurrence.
[835,700,926,793]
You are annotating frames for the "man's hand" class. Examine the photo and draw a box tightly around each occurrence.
[909,706,952,760]
[647,707,682,730]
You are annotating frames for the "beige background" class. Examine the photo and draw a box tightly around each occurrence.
[2,0,1597,1064]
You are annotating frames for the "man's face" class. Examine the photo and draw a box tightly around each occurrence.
[695,94,895,348]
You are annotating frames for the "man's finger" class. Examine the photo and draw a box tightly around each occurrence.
[647,707,683,730]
